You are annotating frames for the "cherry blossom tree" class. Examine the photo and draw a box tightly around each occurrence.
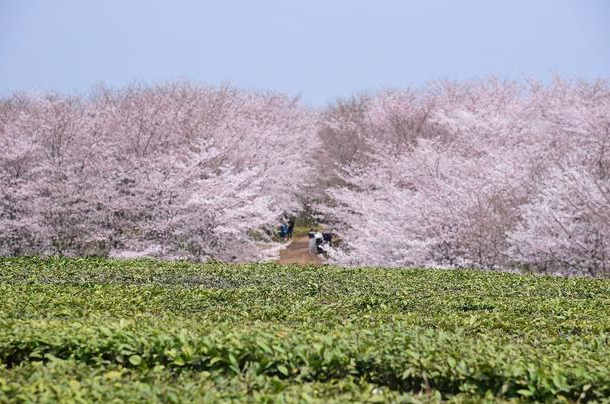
[319,78,610,275]
[0,82,318,261]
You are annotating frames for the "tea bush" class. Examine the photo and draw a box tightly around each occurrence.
[1,257,610,403]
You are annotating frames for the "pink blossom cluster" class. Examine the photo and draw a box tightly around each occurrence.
[0,82,318,261]
[317,79,610,275]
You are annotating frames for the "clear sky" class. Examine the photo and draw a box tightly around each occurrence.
[0,0,609,105]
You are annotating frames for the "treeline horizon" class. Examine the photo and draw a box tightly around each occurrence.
[2,75,608,107]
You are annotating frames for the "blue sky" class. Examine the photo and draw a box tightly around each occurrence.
[0,0,609,105]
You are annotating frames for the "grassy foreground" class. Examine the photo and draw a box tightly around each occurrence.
[1,258,610,403]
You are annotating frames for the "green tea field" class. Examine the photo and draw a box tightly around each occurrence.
[1,258,610,403]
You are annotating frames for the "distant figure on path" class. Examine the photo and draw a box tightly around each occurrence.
[314,231,324,254]
[287,218,295,239]
[308,229,316,254]
[279,223,288,240]
[323,232,333,247]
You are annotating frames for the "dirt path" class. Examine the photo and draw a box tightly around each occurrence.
[277,235,322,265]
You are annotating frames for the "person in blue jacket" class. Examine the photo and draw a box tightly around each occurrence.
[279,223,288,240]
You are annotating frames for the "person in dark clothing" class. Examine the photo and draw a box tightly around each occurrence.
[287,218,295,239]
[323,232,332,246]
[279,223,288,240]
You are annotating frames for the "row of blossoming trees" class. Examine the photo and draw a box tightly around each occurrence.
[317,79,610,276]
[0,82,318,261]
[1,79,609,274]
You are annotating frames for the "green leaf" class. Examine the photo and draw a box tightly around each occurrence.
[128,355,142,366]
[277,364,289,376]
[210,357,223,365]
